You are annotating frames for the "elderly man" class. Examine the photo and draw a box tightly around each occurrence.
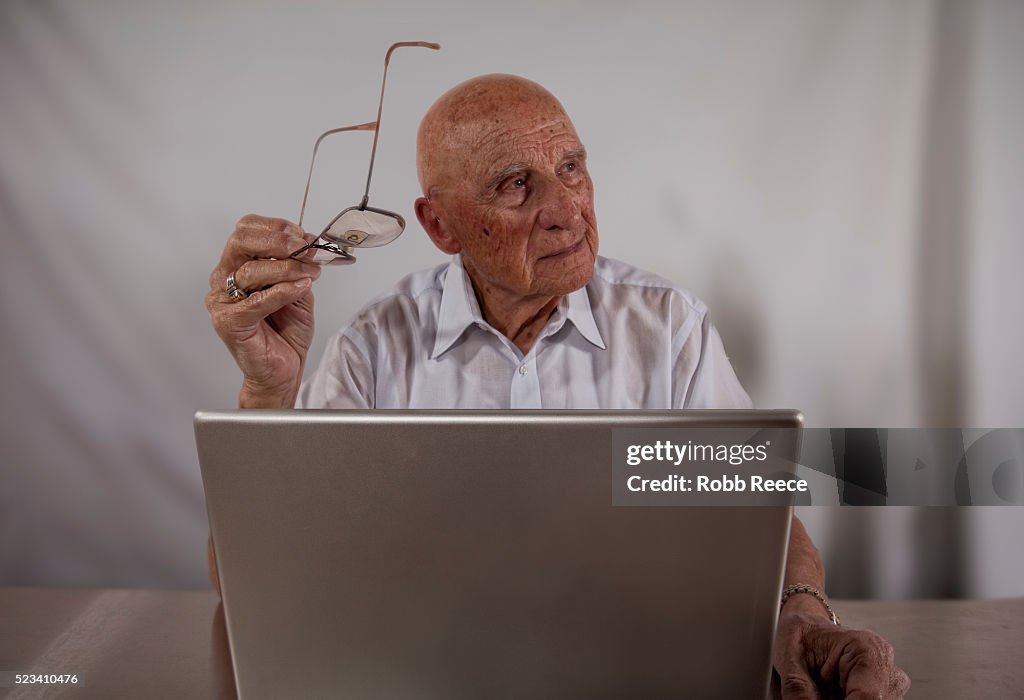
[207,74,909,698]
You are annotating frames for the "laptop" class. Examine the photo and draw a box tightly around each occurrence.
[195,409,802,699]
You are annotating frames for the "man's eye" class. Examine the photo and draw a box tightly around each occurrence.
[500,176,527,193]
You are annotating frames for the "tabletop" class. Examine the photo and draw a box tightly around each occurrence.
[1,587,1021,699]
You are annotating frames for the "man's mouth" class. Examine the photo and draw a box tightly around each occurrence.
[541,237,585,260]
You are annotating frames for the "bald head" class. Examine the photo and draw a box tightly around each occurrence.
[416,74,577,194]
[411,73,598,316]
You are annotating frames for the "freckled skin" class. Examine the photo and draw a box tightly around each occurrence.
[414,75,600,353]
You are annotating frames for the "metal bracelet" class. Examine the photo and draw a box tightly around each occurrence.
[780,583,840,625]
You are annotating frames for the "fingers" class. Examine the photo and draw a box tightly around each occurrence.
[775,612,909,700]
[207,254,319,334]
[842,648,910,699]
[214,214,311,281]
[813,626,909,700]
[779,664,823,700]
[232,278,313,330]
[231,259,321,296]
[208,278,313,339]
[208,213,319,308]
[890,668,911,697]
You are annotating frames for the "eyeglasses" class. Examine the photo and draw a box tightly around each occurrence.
[290,41,441,265]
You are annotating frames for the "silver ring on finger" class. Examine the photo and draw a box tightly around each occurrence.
[225,271,248,301]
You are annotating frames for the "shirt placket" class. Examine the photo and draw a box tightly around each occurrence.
[509,354,542,408]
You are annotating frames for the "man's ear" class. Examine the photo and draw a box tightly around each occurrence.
[415,197,462,255]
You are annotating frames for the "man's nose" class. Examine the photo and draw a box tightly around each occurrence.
[536,182,583,232]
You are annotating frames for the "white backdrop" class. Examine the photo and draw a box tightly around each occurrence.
[1,0,1022,595]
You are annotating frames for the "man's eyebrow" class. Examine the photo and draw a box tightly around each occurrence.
[562,147,587,163]
[486,163,531,191]
[485,148,588,191]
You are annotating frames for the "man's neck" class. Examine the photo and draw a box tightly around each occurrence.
[468,276,562,356]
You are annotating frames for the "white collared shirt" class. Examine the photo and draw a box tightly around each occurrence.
[297,255,751,410]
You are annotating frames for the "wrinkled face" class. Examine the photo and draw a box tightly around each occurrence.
[429,100,599,302]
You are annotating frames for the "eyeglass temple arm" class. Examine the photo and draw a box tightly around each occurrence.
[360,41,441,209]
[298,121,377,229]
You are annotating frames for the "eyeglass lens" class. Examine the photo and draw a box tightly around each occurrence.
[322,207,405,248]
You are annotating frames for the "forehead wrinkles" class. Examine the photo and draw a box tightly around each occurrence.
[468,117,581,176]
[419,75,582,190]
[472,116,574,152]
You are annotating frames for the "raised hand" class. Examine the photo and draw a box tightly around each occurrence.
[206,214,324,407]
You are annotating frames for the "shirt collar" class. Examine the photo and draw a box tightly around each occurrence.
[563,283,607,350]
[431,254,484,359]
[431,255,607,359]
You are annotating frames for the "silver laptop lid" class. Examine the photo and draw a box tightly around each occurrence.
[196,409,801,699]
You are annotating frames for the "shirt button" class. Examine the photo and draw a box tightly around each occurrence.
[518,365,529,376]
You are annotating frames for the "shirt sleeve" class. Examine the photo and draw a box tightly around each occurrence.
[671,311,753,409]
[295,327,375,409]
